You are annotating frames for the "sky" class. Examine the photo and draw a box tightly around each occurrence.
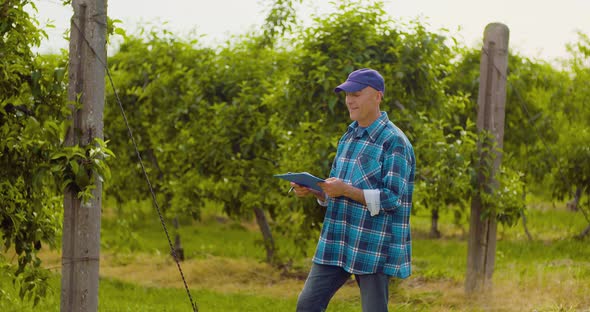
[31,0,590,63]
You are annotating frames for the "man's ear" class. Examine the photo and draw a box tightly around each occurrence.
[377,91,384,101]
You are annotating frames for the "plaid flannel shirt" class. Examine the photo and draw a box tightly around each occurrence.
[313,112,415,278]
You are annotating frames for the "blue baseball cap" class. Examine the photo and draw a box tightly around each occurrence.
[334,68,385,94]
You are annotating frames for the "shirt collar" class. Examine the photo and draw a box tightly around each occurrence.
[347,112,389,142]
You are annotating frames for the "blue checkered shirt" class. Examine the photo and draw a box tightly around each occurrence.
[313,112,415,278]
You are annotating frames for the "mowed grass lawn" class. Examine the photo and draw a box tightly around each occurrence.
[1,199,589,311]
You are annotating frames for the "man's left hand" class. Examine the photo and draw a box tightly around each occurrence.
[318,177,350,198]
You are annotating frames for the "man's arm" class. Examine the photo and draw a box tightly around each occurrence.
[319,178,366,205]
[319,178,381,216]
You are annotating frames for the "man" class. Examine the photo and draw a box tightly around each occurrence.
[292,68,416,312]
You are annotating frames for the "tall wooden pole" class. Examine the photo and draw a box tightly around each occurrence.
[465,23,509,294]
[61,0,106,311]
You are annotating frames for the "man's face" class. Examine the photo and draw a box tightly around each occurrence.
[345,87,382,127]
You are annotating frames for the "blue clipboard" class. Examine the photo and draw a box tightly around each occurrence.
[274,172,325,192]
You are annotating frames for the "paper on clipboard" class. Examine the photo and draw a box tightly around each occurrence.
[274,172,325,192]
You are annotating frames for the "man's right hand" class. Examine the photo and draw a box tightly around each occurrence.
[290,182,324,200]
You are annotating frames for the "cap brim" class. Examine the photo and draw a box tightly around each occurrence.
[334,81,367,93]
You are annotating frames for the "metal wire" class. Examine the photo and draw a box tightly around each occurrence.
[71,16,198,312]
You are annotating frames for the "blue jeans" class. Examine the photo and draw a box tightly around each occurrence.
[296,263,390,312]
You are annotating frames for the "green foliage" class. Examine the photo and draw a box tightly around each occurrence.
[447,47,566,188]
[0,0,71,305]
[552,125,590,205]
[0,1,44,96]
[276,0,470,246]
[103,0,557,264]
[412,110,476,217]
[104,30,216,212]
[49,138,114,203]
[0,260,51,307]
[551,32,590,212]
[1,0,115,305]
[2,0,589,307]
[470,130,526,227]
[503,55,566,186]
[494,167,526,226]
[478,166,526,227]
[445,46,578,227]
[259,0,302,47]
[104,26,295,263]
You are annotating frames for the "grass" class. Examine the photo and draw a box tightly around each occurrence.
[1,197,590,311]
[0,273,301,312]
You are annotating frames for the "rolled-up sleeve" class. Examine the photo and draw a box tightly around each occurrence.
[379,142,413,212]
[364,189,381,216]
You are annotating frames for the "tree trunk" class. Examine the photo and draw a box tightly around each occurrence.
[575,187,589,239]
[567,187,582,211]
[576,224,590,239]
[521,184,533,241]
[253,207,275,264]
[172,216,184,261]
[430,208,441,238]
[520,211,533,241]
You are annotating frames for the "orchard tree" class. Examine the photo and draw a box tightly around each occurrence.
[274,0,471,247]
[0,0,68,304]
[552,32,590,237]
[411,110,476,237]
[105,27,295,263]
[445,47,570,236]
[447,48,563,190]
[192,37,294,263]
[104,31,217,218]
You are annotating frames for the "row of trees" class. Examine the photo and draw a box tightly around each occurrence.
[103,1,590,261]
[1,0,69,302]
[1,0,589,302]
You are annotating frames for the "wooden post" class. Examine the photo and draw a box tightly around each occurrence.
[61,0,106,311]
[465,23,509,294]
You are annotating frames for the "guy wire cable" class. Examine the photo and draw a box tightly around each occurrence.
[71,18,198,312]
